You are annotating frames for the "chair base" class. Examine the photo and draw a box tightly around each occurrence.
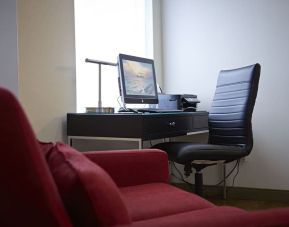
[195,171,203,196]
[184,163,227,199]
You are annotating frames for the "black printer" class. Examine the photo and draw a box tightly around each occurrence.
[157,94,200,112]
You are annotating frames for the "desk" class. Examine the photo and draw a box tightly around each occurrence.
[67,111,208,149]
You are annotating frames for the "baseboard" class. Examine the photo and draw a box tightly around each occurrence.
[173,183,289,203]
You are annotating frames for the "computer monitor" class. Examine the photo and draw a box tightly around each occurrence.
[118,53,159,104]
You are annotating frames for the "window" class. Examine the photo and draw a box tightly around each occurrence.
[74,0,153,112]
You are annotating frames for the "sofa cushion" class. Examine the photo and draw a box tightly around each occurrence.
[38,140,55,156]
[120,183,214,221]
[45,142,131,227]
[131,206,247,227]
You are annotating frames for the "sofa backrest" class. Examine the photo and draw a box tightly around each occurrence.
[0,87,72,227]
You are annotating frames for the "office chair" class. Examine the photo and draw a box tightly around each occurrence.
[153,63,261,197]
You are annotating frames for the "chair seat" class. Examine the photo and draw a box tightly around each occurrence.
[153,142,246,164]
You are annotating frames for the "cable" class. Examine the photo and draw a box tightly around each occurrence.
[117,96,123,108]
[171,160,241,188]
[171,162,193,186]
[157,84,163,93]
[215,160,239,186]
[149,140,153,147]
[232,159,240,187]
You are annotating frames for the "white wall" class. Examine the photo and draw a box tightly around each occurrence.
[161,0,289,190]
[17,0,76,142]
[153,0,164,87]
[0,0,18,96]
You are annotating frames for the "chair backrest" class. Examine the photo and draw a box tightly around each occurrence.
[0,87,72,227]
[208,63,261,155]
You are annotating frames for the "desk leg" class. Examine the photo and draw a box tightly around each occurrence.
[138,139,143,149]
[68,136,72,146]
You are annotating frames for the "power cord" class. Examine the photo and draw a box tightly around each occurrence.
[171,162,193,186]
[117,96,123,109]
[215,159,240,186]
[170,159,241,187]
[231,159,240,187]
[149,140,153,147]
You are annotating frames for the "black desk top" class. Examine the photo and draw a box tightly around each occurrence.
[67,111,208,140]
[68,111,208,116]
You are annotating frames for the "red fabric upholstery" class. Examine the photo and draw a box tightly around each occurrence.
[83,149,169,187]
[131,206,247,227]
[240,207,289,226]
[0,87,72,227]
[1,86,289,227]
[45,142,131,227]
[131,206,289,227]
[120,183,214,221]
[39,140,55,156]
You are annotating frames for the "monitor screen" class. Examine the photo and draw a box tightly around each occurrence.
[118,53,158,104]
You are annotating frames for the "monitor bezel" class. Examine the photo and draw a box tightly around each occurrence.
[118,53,159,104]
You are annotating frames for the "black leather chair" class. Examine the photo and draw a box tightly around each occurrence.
[153,63,261,197]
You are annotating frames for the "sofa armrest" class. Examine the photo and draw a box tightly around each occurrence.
[83,149,169,187]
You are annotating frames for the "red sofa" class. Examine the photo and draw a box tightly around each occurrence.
[1,86,289,227]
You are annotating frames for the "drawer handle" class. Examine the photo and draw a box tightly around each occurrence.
[169,121,176,127]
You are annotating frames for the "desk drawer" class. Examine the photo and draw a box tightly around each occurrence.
[67,112,208,141]
[143,115,192,140]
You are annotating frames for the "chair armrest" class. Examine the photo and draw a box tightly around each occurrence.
[83,149,169,187]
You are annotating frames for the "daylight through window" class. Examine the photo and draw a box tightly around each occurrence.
[74,0,153,112]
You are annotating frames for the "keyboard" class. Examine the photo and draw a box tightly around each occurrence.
[136,108,182,113]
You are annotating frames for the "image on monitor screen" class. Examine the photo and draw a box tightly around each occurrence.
[118,54,158,104]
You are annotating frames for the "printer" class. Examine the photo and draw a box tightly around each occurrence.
[157,94,200,112]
